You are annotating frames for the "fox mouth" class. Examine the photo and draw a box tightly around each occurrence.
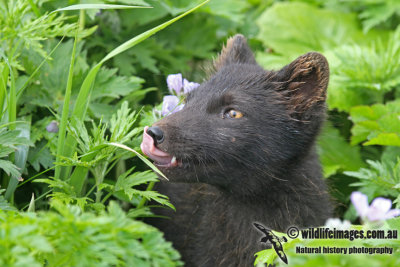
[140,126,181,168]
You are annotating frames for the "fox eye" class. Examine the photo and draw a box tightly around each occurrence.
[225,109,243,119]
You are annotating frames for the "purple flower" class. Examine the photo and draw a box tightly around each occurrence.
[167,74,183,95]
[46,121,59,133]
[351,191,400,222]
[183,79,200,94]
[161,95,184,116]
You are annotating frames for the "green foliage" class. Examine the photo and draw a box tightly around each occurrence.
[0,126,31,178]
[114,168,173,209]
[0,189,16,211]
[0,0,94,68]
[328,28,400,111]
[56,0,210,182]
[0,201,182,267]
[350,99,400,146]
[256,2,367,68]
[345,159,400,207]
[42,101,169,209]
[1,1,212,265]
[317,124,365,177]
[82,0,262,80]
[354,0,400,32]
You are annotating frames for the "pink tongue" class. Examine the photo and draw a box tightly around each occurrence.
[140,126,173,165]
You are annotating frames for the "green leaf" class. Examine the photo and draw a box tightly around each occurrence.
[27,141,54,171]
[365,133,400,146]
[345,159,400,207]
[357,0,400,32]
[327,28,400,111]
[381,146,400,163]
[317,124,365,177]
[115,170,159,197]
[35,178,91,209]
[0,190,16,211]
[0,159,20,178]
[5,116,32,200]
[256,2,367,67]
[202,0,250,23]
[327,76,384,112]
[0,127,31,148]
[0,1,93,64]
[16,36,65,102]
[0,201,182,266]
[254,249,278,266]
[350,99,400,146]
[91,68,144,100]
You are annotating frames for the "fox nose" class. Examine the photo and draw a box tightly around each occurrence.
[147,126,164,145]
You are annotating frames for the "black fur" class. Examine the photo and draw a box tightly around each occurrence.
[146,34,332,266]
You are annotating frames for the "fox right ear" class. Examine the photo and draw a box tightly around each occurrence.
[275,52,329,116]
[213,34,257,71]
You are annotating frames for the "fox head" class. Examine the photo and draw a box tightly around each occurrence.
[141,34,329,197]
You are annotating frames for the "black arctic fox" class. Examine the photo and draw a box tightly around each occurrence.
[141,34,332,266]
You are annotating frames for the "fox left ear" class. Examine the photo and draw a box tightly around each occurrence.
[214,34,257,71]
[275,52,329,115]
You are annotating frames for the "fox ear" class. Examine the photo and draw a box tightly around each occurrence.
[214,34,257,71]
[275,52,329,115]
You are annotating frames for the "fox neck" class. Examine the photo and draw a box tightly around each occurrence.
[212,148,331,230]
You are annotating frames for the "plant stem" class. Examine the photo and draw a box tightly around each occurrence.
[101,191,113,204]
[95,157,111,202]
[4,65,17,201]
[18,166,55,188]
[137,182,155,209]
[79,9,85,32]
[85,184,97,197]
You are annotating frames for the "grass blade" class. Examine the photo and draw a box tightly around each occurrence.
[101,0,210,64]
[53,4,151,13]
[59,63,102,179]
[0,52,15,130]
[69,166,89,196]
[0,65,9,118]
[54,33,78,180]
[108,142,167,180]
[8,69,16,131]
